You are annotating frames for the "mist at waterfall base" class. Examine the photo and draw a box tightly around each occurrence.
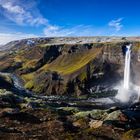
[115,44,140,103]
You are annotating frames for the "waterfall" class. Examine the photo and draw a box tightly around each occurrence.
[115,44,132,102]
[123,44,131,90]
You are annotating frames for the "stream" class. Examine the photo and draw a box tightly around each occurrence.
[0,72,129,110]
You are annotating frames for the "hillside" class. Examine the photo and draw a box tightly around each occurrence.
[0,37,140,96]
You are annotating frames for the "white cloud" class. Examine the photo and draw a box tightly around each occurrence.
[43,25,96,37]
[0,0,126,41]
[0,0,48,26]
[0,32,38,45]
[0,0,106,37]
[108,18,123,31]
[2,2,24,14]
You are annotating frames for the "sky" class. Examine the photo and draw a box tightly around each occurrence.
[0,0,140,44]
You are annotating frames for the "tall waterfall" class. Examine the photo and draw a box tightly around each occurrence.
[123,44,131,90]
[115,44,133,102]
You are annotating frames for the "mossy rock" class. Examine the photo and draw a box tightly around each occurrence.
[58,107,79,114]
[104,110,122,121]
[74,109,106,119]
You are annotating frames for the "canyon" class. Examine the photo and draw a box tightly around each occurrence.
[0,37,140,139]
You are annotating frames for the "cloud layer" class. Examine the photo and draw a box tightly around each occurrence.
[0,0,125,44]
[108,18,123,31]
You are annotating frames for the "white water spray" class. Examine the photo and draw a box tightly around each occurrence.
[123,44,131,90]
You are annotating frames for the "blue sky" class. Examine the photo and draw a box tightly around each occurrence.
[0,0,140,44]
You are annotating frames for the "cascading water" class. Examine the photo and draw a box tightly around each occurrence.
[123,44,131,90]
[115,44,133,102]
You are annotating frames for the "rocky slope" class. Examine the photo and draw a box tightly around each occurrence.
[0,37,140,96]
[0,72,139,140]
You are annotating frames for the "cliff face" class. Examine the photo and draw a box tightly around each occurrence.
[0,37,140,95]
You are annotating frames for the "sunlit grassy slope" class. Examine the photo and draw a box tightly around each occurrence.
[40,47,102,75]
[22,46,102,92]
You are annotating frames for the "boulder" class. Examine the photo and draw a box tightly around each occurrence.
[89,120,103,128]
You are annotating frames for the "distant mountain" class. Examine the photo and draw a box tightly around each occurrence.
[0,36,129,51]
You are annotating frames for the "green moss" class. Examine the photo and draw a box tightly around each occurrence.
[74,110,106,119]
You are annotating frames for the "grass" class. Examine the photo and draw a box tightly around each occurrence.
[122,129,140,140]
[133,42,140,52]
[40,47,102,75]
[13,50,26,63]
[20,45,102,93]
[14,55,23,62]
[39,44,51,48]
[21,73,35,89]
[21,73,35,81]
[22,59,38,69]
[78,71,87,81]
[25,80,34,89]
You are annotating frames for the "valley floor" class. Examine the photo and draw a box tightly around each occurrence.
[0,87,140,140]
